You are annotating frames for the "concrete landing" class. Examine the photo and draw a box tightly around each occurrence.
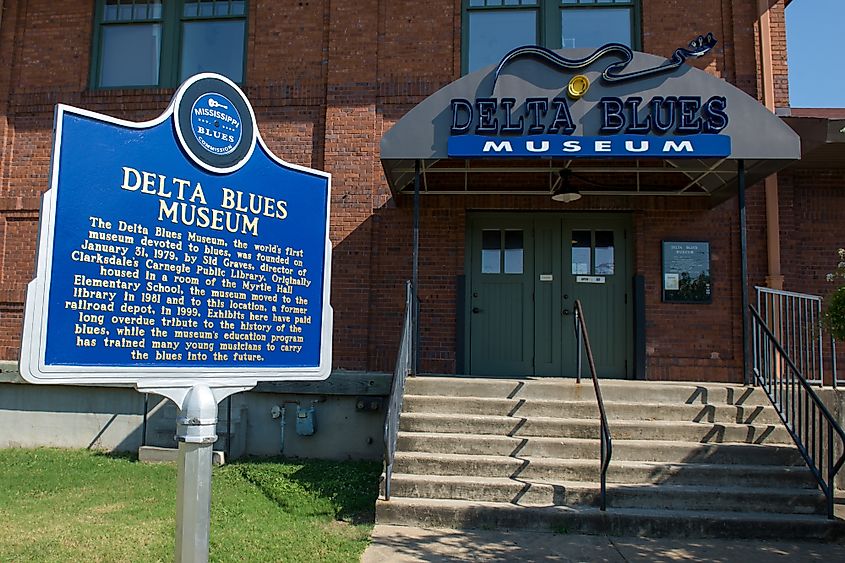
[362,524,845,562]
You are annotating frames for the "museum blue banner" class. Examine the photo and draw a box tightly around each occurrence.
[447,134,732,158]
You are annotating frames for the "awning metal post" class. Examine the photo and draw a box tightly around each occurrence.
[413,159,420,375]
[739,160,750,385]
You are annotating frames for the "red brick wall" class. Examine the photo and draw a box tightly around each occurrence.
[0,1,809,384]
[778,169,845,384]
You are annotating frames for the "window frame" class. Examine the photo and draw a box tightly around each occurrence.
[462,0,641,75]
[90,0,249,90]
[480,228,525,275]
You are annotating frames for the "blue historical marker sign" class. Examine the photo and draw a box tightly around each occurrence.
[20,73,333,385]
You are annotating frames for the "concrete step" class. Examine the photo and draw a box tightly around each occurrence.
[387,473,826,515]
[396,432,805,465]
[402,395,782,424]
[375,497,845,540]
[405,377,770,406]
[399,413,792,444]
[393,452,819,489]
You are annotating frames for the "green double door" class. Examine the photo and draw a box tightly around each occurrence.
[467,213,632,378]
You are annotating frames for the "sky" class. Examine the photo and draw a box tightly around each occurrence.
[786,0,845,108]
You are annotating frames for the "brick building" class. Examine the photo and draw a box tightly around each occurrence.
[0,1,843,455]
[2,0,845,539]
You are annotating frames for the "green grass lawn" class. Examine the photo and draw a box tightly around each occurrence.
[0,448,381,562]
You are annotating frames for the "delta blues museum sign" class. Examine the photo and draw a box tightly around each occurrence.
[447,36,732,159]
[19,73,333,387]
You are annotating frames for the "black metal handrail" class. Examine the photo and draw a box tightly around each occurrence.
[755,286,838,387]
[750,305,845,519]
[383,281,416,501]
[573,300,612,511]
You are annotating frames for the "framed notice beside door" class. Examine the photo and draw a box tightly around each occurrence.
[662,241,711,303]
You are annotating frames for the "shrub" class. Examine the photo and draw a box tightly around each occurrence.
[824,249,845,340]
[825,286,845,341]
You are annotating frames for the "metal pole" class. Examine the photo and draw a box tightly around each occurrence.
[175,384,219,563]
[413,159,421,375]
[739,160,750,385]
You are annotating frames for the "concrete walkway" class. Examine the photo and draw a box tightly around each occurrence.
[362,524,845,562]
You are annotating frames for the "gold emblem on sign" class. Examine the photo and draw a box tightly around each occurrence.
[567,75,590,100]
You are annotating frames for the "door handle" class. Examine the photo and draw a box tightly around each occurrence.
[561,308,571,316]
[472,307,482,314]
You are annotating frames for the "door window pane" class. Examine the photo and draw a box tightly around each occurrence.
[594,230,615,275]
[100,23,162,87]
[571,230,591,274]
[180,20,246,82]
[504,230,524,274]
[482,230,502,274]
[561,7,632,48]
[467,10,537,72]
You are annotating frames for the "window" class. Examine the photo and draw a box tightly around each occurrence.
[570,230,591,275]
[481,229,524,274]
[463,0,639,74]
[92,0,247,89]
[570,229,615,276]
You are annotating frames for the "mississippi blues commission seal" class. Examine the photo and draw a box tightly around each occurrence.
[174,74,256,173]
[190,93,243,156]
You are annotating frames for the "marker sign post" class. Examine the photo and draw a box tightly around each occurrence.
[19,73,332,562]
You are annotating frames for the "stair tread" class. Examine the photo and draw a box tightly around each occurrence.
[407,377,762,390]
[406,378,770,402]
[397,431,798,448]
[405,394,773,408]
[388,472,824,496]
[394,450,810,470]
[402,412,779,427]
[379,496,835,523]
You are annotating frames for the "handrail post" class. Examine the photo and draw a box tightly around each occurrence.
[832,337,838,390]
[751,316,758,386]
[600,435,606,511]
[828,430,834,519]
[575,307,582,384]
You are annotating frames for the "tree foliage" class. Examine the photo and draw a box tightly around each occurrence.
[824,249,845,340]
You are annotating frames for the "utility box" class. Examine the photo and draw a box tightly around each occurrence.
[296,405,316,436]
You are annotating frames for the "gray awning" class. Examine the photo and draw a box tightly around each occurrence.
[380,47,801,200]
[783,112,845,169]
